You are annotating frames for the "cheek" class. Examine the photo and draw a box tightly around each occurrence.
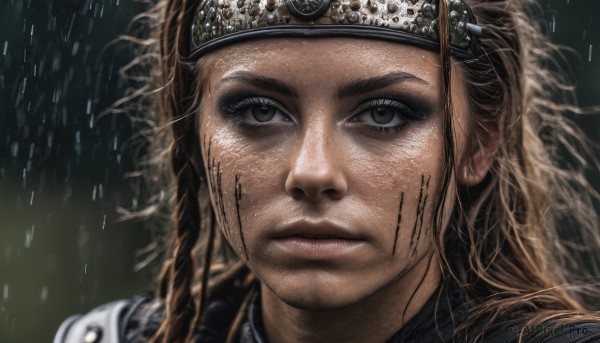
[200,129,254,260]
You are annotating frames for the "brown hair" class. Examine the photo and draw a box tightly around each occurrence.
[118,0,600,342]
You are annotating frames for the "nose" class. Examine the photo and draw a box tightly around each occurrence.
[285,129,348,202]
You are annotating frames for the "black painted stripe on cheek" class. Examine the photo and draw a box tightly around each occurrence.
[412,174,431,257]
[235,174,249,260]
[410,174,425,252]
[392,192,405,256]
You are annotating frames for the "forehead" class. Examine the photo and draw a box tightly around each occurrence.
[199,38,442,87]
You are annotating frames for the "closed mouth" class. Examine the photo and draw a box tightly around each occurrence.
[286,233,359,240]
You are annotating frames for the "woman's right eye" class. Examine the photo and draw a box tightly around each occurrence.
[219,96,292,128]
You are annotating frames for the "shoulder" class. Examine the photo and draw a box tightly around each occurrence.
[53,264,254,343]
[53,296,154,343]
[483,321,600,343]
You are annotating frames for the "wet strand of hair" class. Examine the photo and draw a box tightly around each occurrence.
[401,252,434,326]
[235,174,249,260]
[412,174,431,258]
[392,192,405,256]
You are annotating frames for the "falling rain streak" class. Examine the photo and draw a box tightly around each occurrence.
[1,0,154,340]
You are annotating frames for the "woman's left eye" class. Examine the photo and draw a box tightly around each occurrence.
[250,105,278,122]
[350,99,421,133]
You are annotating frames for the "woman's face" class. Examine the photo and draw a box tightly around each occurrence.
[197,38,474,310]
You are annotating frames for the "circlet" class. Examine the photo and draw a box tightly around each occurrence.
[189,0,483,60]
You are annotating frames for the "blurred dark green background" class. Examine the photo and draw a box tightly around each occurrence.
[1,0,599,341]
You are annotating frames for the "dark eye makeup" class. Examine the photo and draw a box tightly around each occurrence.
[348,98,430,135]
[217,91,432,135]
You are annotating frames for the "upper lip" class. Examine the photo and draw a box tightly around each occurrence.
[271,219,364,240]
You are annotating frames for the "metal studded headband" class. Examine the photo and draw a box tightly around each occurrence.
[189,0,483,60]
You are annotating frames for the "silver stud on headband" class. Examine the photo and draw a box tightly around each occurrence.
[189,0,482,60]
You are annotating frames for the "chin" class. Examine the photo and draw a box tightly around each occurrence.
[278,289,358,311]
[262,271,371,311]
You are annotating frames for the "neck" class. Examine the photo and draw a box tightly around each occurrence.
[261,253,441,343]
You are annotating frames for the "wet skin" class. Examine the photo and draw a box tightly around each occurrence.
[196,38,486,343]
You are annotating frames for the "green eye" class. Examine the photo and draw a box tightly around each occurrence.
[370,107,396,124]
[251,105,277,122]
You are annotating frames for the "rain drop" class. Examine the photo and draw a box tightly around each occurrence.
[3,41,7,55]
[101,214,106,230]
[47,132,54,148]
[10,142,19,157]
[21,77,27,94]
[72,41,80,56]
[3,284,8,300]
[85,98,92,114]
[40,287,48,302]
[589,45,593,62]
[24,225,34,248]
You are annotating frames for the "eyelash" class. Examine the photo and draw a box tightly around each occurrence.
[218,95,426,134]
[350,98,425,135]
[220,96,290,131]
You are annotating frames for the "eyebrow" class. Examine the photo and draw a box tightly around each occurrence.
[221,72,298,98]
[220,71,430,99]
[337,72,431,99]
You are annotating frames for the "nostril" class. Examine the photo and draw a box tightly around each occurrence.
[291,187,305,199]
[323,188,338,198]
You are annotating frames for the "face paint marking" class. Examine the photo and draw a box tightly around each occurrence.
[216,161,229,230]
[235,174,250,260]
[204,134,231,241]
[412,174,431,257]
[392,192,405,256]
[409,175,425,252]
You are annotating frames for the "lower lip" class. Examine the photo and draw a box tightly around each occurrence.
[271,236,365,259]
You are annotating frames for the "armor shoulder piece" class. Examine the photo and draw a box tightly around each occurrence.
[53,297,147,343]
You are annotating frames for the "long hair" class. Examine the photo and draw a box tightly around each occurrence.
[119,0,600,342]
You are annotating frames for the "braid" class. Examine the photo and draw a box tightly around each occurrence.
[150,0,208,341]
[150,0,256,340]
[167,143,203,342]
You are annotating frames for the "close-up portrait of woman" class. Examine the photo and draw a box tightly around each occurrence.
[2,0,600,342]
